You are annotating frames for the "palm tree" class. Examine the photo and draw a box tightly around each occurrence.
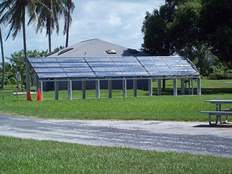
[0,0,37,91]
[0,25,5,89]
[33,0,62,53]
[63,0,75,47]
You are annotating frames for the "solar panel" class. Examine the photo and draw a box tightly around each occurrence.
[32,63,60,68]
[111,57,136,62]
[34,68,65,73]
[28,56,199,79]
[122,72,149,76]
[38,58,58,62]
[66,72,96,78]
[37,73,67,78]
[89,63,115,67]
[63,68,92,73]
[85,57,112,62]
[57,57,85,63]
[60,63,89,68]
[92,67,120,72]
[118,66,146,72]
[138,56,198,76]
[95,72,123,77]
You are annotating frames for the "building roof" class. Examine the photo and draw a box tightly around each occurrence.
[47,39,149,57]
[29,56,199,79]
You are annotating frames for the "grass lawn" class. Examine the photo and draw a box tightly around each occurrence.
[0,79,231,121]
[0,136,232,174]
[1,80,232,173]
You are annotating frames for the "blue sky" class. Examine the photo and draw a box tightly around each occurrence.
[1,0,165,58]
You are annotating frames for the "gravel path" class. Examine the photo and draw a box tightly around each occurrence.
[1,114,232,158]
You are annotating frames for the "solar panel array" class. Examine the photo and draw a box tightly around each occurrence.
[137,56,198,76]
[28,56,199,79]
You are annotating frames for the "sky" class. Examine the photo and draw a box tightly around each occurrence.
[1,0,165,58]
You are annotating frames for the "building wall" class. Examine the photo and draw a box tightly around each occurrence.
[43,79,148,91]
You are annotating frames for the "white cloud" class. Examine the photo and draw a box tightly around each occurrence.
[108,15,122,26]
[123,24,132,30]
[1,0,165,58]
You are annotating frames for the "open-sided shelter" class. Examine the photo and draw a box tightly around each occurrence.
[28,55,201,100]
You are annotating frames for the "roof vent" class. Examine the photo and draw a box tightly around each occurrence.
[128,49,139,54]
[106,49,117,54]
[58,48,73,55]
[45,50,59,57]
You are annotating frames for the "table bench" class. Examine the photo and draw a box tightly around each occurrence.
[200,111,232,126]
[200,100,232,126]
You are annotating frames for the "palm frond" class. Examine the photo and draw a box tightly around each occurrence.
[0,0,37,40]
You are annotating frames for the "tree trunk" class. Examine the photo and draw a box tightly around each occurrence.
[0,25,5,89]
[65,0,71,47]
[22,8,30,90]
[48,16,52,53]
[48,29,52,53]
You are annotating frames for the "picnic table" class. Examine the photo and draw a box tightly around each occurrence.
[201,100,232,126]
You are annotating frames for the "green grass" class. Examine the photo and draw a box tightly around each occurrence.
[0,136,231,174]
[1,81,232,173]
[1,94,232,121]
[0,79,231,121]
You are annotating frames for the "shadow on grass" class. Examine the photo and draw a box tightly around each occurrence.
[194,123,232,128]
[201,88,232,95]
[151,88,196,95]
[149,88,232,96]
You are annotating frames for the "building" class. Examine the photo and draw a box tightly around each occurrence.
[28,39,201,100]
[47,38,149,57]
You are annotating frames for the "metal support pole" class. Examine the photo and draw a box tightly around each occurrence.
[55,80,59,100]
[191,78,194,95]
[148,79,152,96]
[181,79,185,95]
[188,79,191,95]
[68,80,72,100]
[173,78,177,96]
[26,60,30,90]
[34,74,38,92]
[122,79,127,97]
[96,80,100,98]
[40,81,43,100]
[108,80,112,98]
[158,79,162,96]
[82,80,86,99]
[133,78,137,97]
[197,77,201,96]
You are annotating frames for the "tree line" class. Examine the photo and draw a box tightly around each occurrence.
[1,0,232,90]
[0,0,75,89]
[0,49,47,88]
[142,0,232,78]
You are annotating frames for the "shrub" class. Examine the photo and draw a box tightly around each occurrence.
[208,73,232,80]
